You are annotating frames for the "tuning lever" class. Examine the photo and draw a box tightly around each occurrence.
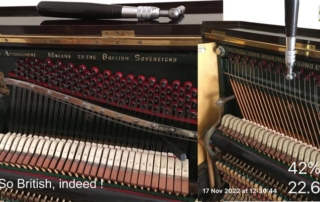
[37,1,185,20]
[285,0,299,80]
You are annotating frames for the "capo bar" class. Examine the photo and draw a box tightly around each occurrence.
[37,1,185,20]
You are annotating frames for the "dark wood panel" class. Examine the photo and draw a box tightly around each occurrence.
[202,21,320,48]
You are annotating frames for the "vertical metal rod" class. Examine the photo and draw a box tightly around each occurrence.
[8,86,17,132]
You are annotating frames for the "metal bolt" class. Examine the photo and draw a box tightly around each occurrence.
[64,96,69,100]
[215,99,223,106]
[117,114,122,119]
[30,84,35,89]
[47,90,51,95]
[100,109,105,113]
[151,123,157,128]
[133,119,139,123]
[168,128,175,132]
[215,46,226,56]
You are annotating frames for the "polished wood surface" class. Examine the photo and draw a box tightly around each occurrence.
[0,1,223,16]
[0,14,222,36]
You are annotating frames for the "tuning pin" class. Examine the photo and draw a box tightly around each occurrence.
[142,102,148,111]
[108,88,114,96]
[130,101,136,109]
[96,83,103,93]
[148,77,156,86]
[114,93,120,103]
[109,76,116,85]
[178,98,184,108]
[304,71,313,81]
[154,84,160,94]
[120,78,127,88]
[143,82,149,92]
[176,108,183,118]
[153,105,159,114]
[115,72,123,81]
[119,99,125,106]
[96,93,102,101]
[83,89,90,98]
[45,58,52,65]
[120,90,126,98]
[90,78,97,87]
[138,75,145,85]
[172,80,180,91]
[103,81,109,89]
[103,70,111,80]
[97,73,104,83]
[148,89,154,98]
[160,79,168,89]
[241,56,250,65]
[166,85,173,95]
[102,91,109,100]
[90,89,97,97]
[266,62,274,72]
[137,97,142,108]
[90,67,99,76]
[274,63,284,74]
[154,94,160,105]
[137,87,143,96]
[184,82,192,92]
[126,86,132,94]
[165,107,171,115]
[148,100,153,110]
[125,96,130,105]
[66,62,74,71]
[126,74,134,83]
[191,88,197,98]
[132,80,138,90]
[84,80,90,89]
[79,64,86,73]
[172,91,179,102]
[257,60,266,69]
[131,91,137,100]
[83,70,91,80]
[178,86,185,97]
[114,82,121,92]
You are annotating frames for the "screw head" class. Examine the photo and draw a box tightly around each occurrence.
[215,46,226,56]
[168,128,175,132]
[286,73,295,80]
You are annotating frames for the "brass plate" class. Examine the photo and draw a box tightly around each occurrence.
[0,34,201,47]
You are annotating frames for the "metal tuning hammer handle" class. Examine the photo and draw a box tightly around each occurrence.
[37,1,185,20]
[285,0,299,80]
